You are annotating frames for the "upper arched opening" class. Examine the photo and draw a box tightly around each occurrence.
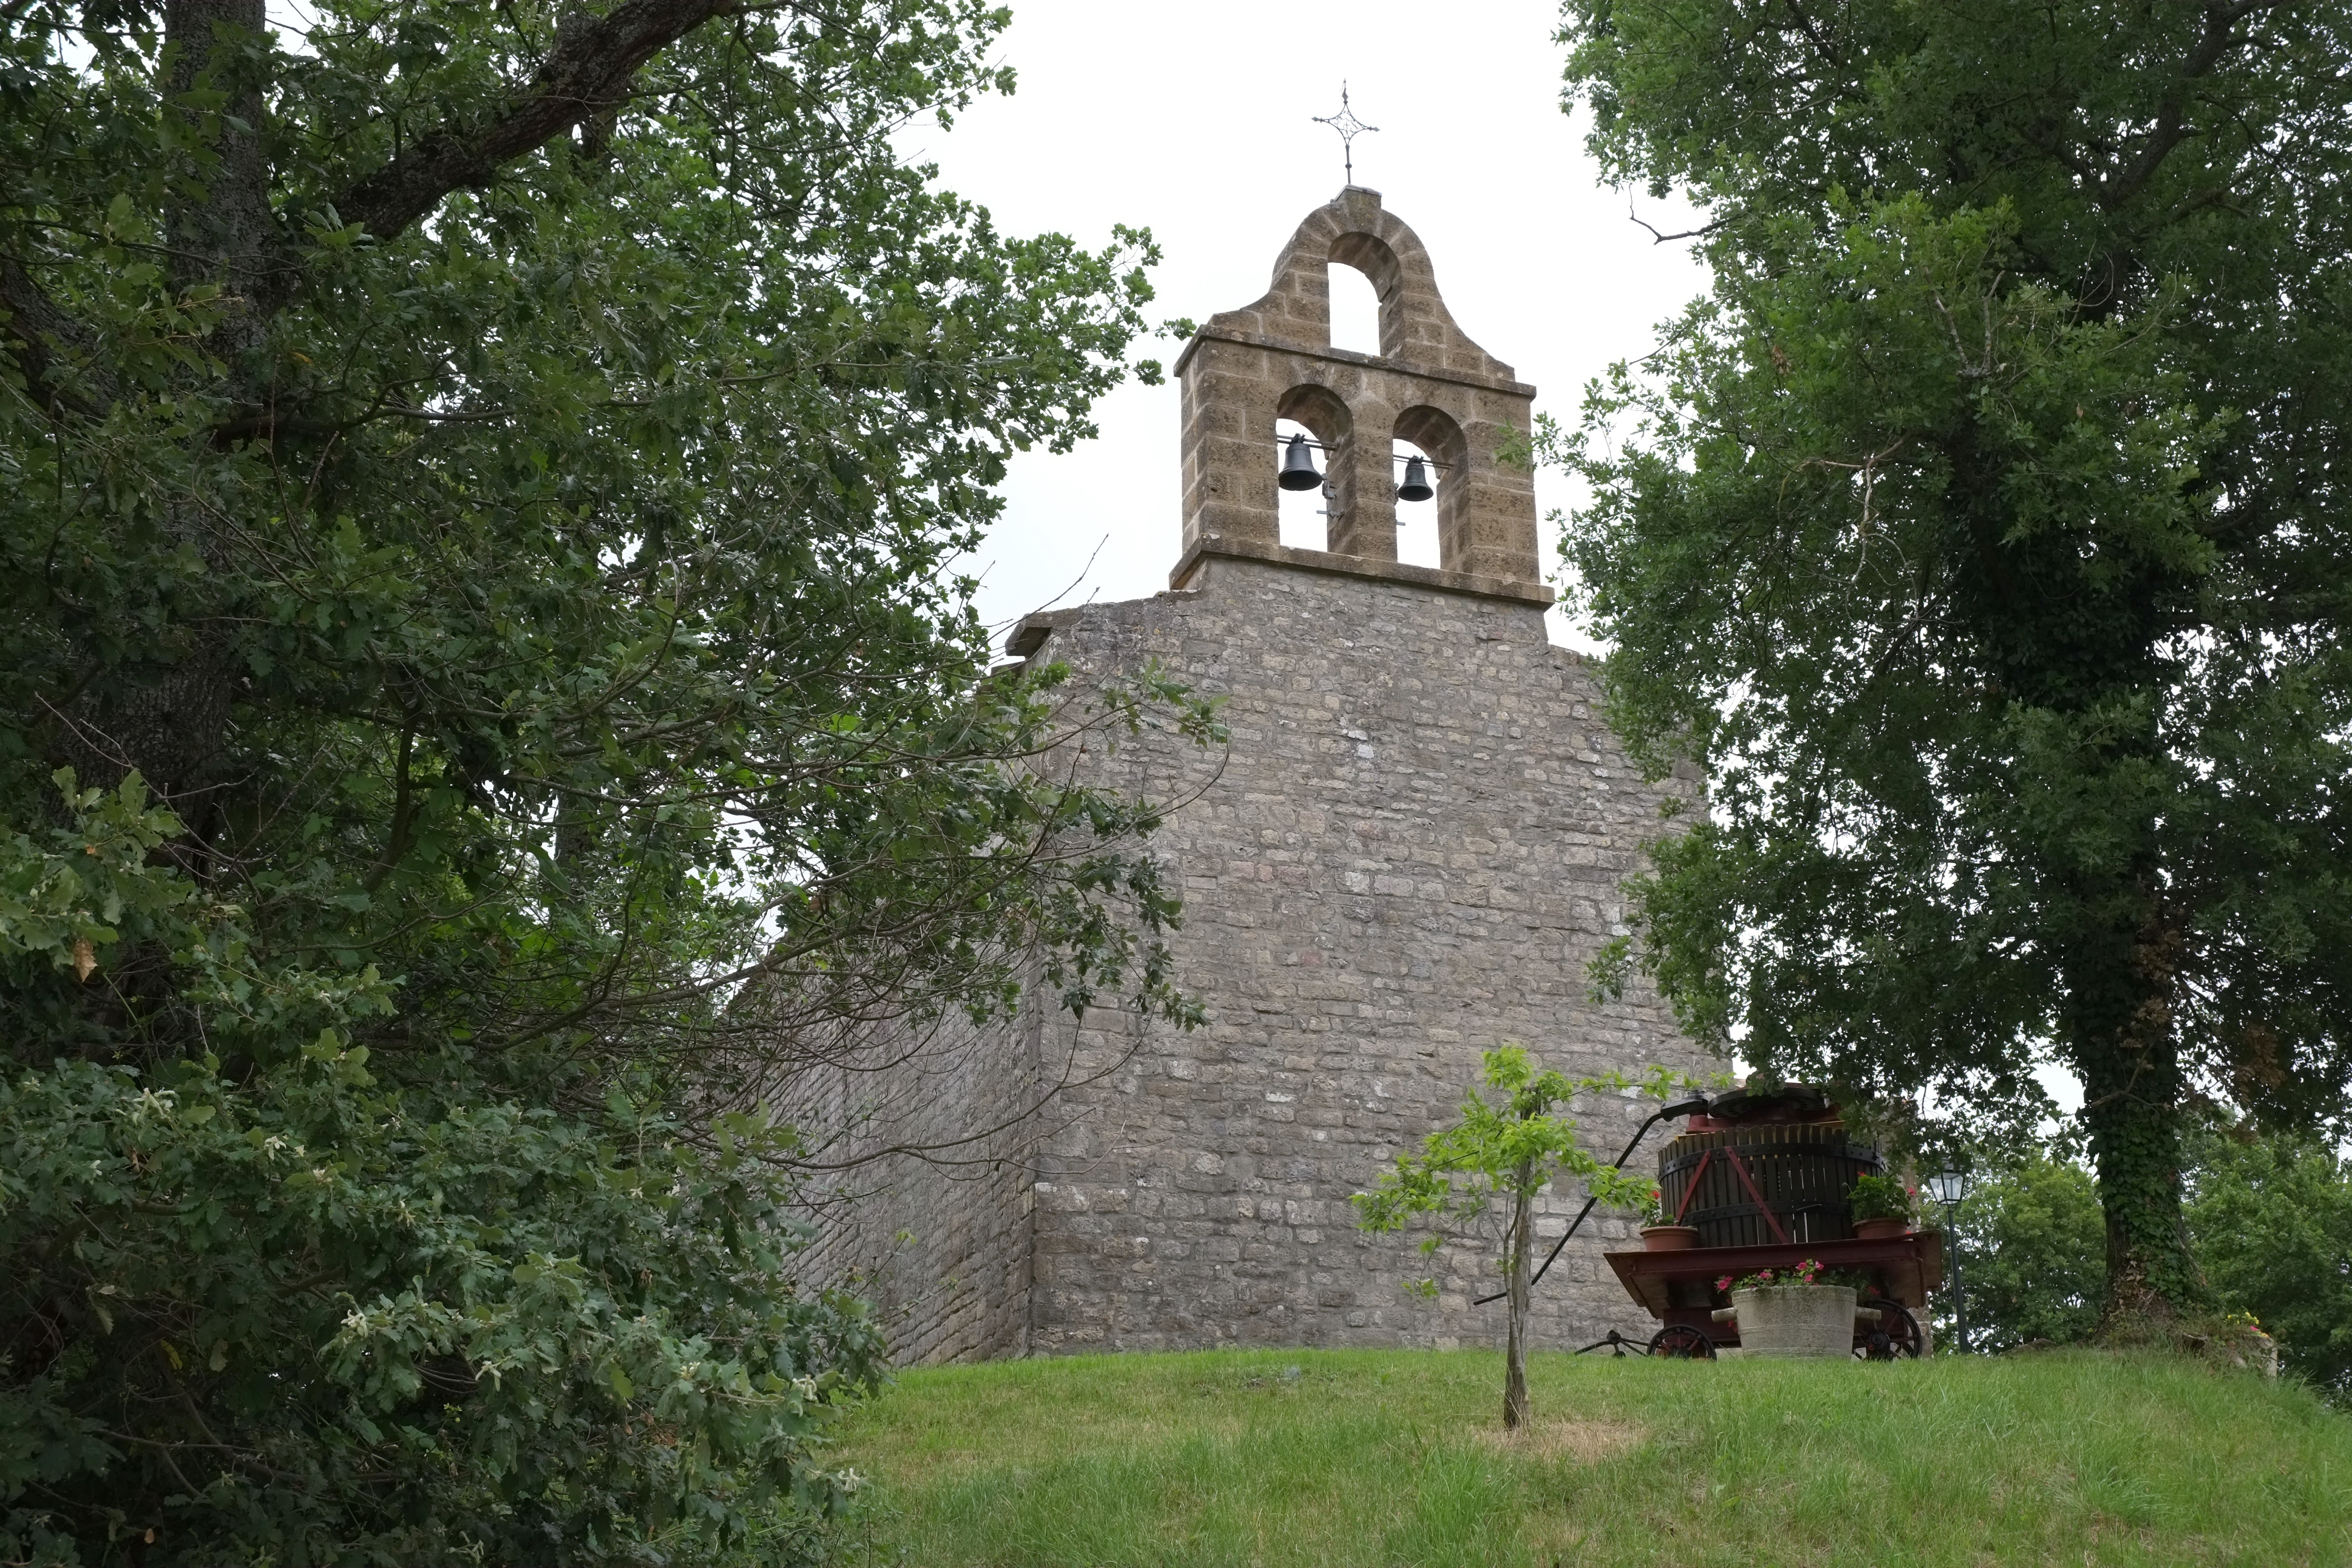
[1327,260,1381,355]
[1188,189,1519,383]
[1328,231,1402,358]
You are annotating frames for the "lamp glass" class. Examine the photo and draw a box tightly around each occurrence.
[1927,1169,1967,1206]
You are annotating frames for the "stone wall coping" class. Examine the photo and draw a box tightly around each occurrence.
[1005,607,1084,659]
[1167,534,1556,607]
[1172,329,1538,400]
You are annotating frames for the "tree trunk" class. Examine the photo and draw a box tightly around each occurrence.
[2063,896,2208,1331]
[1952,413,2200,1331]
[53,0,272,819]
[164,0,276,337]
[1504,1165,1532,1430]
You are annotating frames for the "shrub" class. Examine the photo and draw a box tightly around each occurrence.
[2188,1131,2352,1402]
[1941,1157,2105,1352]
[1847,1173,1917,1225]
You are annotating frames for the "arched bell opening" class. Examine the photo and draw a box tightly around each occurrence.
[1391,438,1442,569]
[1328,230,1405,359]
[1326,260,1382,356]
[1394,404,1471,574]
[1273,417,1331,551]
[1274,383,1352,554]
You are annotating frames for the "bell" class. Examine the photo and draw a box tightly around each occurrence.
[1278,432,1324,492]
[1396,455,1434,503]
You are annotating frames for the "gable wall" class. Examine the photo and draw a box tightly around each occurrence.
[1009,554,1709,1354]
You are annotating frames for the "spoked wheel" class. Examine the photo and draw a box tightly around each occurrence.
[1649,1323,1718,1360]
[1854,1298,1923,1360]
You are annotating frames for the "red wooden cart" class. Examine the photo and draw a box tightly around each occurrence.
[1526,1083,1945,1360]
[1604,1231,1943,1359]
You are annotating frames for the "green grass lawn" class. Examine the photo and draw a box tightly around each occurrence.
[823,1348,2348,1567]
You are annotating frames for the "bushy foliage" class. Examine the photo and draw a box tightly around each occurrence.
[1932,1133,2352,1397]
[1941,1156,2106,1353]
[2,1028,887,1565]
[2188,1129,2352,1402]
[0,1,1203,1561]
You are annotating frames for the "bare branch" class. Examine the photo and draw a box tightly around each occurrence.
[1626,202,1731,246]
[2092,0,2284,212]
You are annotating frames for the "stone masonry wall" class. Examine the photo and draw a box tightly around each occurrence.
[1012,552,1709,1355]
[780,1006,1042,1366]
[786,186,1713,1365]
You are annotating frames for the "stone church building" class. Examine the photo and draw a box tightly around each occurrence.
[789,188,1710,1363]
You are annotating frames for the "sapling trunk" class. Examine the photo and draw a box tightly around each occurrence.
[1504,1160,1533,1430]
[1352,1050,1657,1433]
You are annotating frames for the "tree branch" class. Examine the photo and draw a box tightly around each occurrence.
[1626,203,1732,245]
[0,257,117,417]
[2093,0,2281,211]
[336,0,737,242]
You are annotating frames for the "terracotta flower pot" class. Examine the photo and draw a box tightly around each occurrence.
[1852,1217,1911,1240]
[1640,1225,1702,1251]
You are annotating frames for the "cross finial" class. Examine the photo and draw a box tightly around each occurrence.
[1313,83,1378,186]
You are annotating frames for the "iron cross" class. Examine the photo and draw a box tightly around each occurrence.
[1314,84,1379,186]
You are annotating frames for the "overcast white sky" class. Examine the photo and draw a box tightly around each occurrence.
[902,0,1711,650]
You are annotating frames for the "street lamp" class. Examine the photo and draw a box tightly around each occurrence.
[1927,1168,1971,1353]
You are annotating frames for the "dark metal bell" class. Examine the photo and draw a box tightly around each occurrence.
[1278,432,1324,492]
[1396,454,1434,503]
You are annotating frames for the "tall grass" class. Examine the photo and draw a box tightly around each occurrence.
[826,1348,2347,1567]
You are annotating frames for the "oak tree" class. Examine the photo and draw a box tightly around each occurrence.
[1557,0,2352,1329]
[0,0,1198,1560]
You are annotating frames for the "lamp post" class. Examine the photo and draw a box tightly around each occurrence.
[1927,1168,1970,1353]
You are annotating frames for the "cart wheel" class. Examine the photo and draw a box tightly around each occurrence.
[1854,1298,1923,1360]
[1649,1323,1717,1360]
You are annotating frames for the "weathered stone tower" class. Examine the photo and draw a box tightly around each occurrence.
[789,189,1708,1363]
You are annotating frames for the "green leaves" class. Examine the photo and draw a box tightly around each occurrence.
[2187,1127,2352,1402]
[1354,1049,1692,1425]
[1352,1049,1676,1247]
[0,771,191,979]
[1944,1155,2107,1353]
[3,1053,887,1563]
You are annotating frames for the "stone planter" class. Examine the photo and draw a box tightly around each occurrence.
[2191,1323,2281,1377]
[1851,1217,1910,1241]
[1721,1283,1859,1358]
[1640,1225,1702,1251]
